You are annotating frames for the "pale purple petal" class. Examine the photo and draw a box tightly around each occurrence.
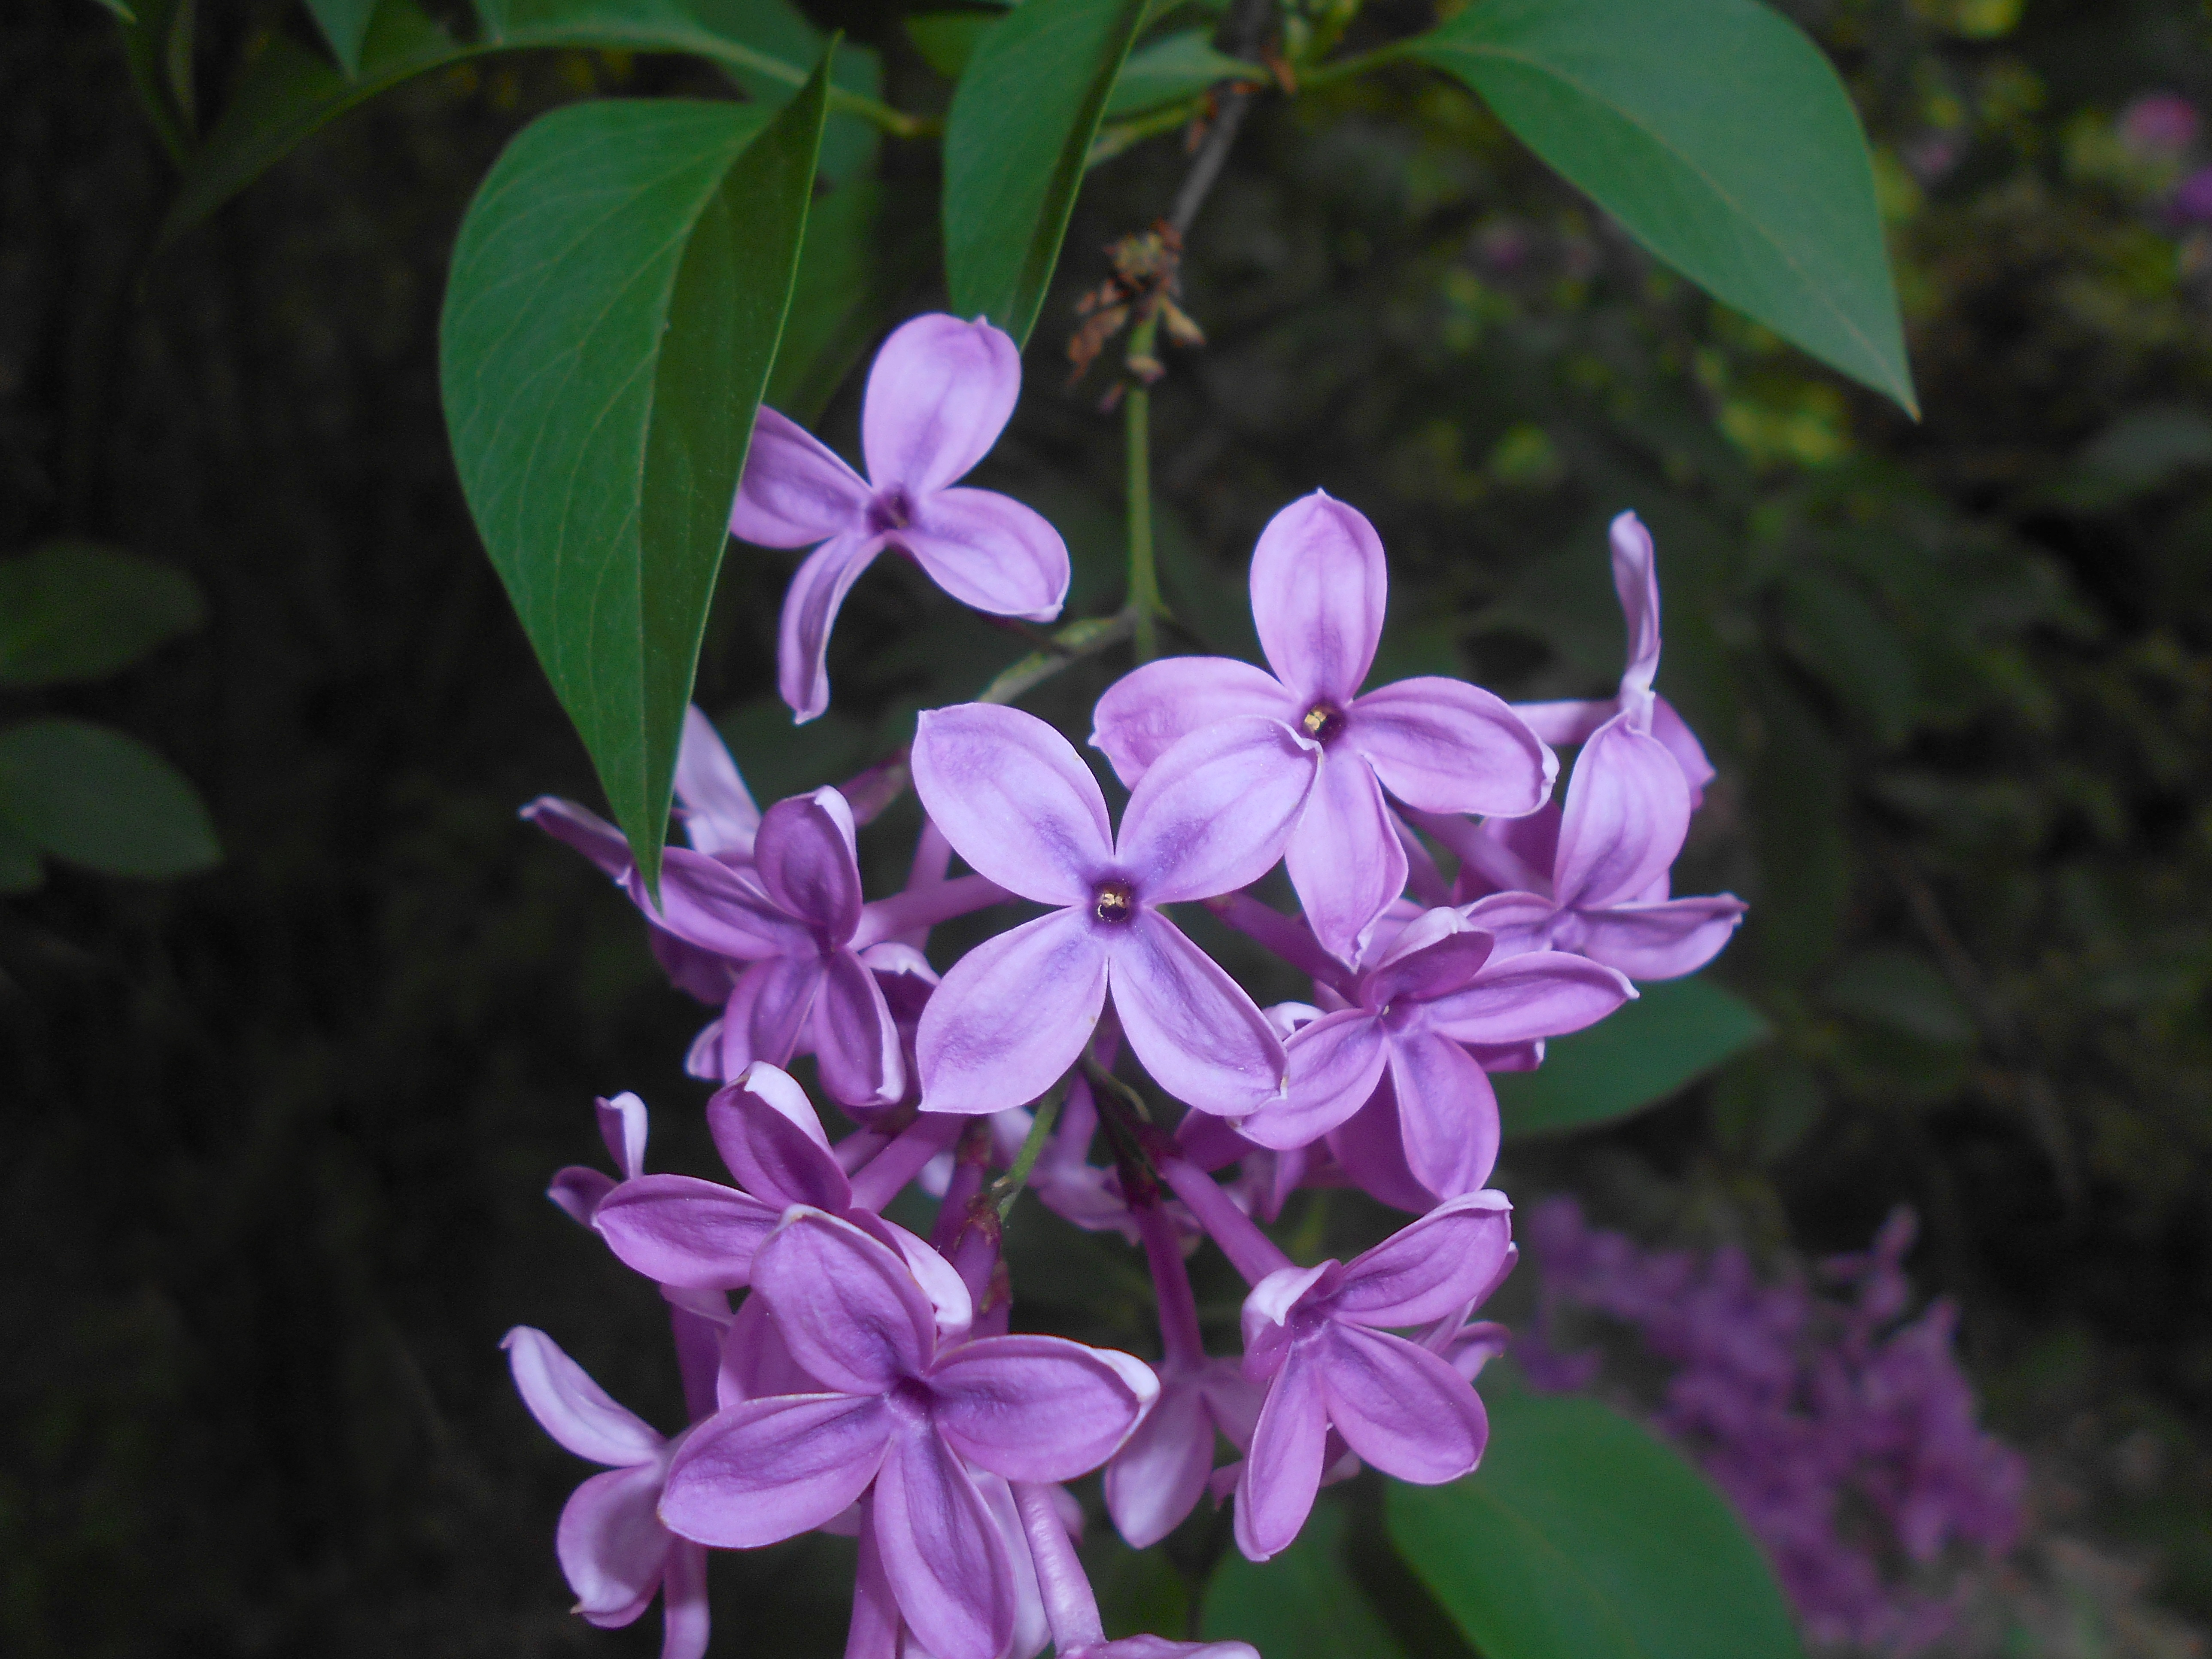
[659,1540,711,1659]
[811,949,907,1109]
[549,1166,614,1224]
[1118,717,1318,903]
[706,1068,850,1212]
[1319,1325,1488,1483]
[1508,698,1610,749]
[1232,1346,1328,1562]
[721,954,825,1074]
[861,313,1022,496]
[871,1424,1020,1659]
[1106,911,1285,1115]
[591,1176,781,1291]
[1453,890,1559,959]
[900,487,1069,623]
[1325,1083,1440,1215]
[1239,1009,1386,1150]
[1552,714,1692,910]
[731,405,870,547]
[1573,896,1746,979]
[1284,753,1406,964]
[1105,1375,1215,1548]
[1335,1189,1515,1325]
[715,1293,818,1407]
[651,929,743,1006]
[1090,656,1296,787]
[754,788,863,940]
[652,848,814,959]
[558,1460,671,1626]
[524,796,633,880]
[1248,492,1386,706]
[659,1392,894,1547]
[1650,694,1717,797]
[849,1504,902,1659]
[596,1091,650,1181]
[752,1209,939,1392]
[1347,677,1554,816]
[503,1327,664,1466]
[918,909,1109,1115]
[779,530,887,724]
[931,1335,1155,1481]
[1240,1262,1336,1374]
[674,706,760,857]
[911,705,1111,907]
[1418,951,1635,1045]
[1445,803,1560,903]
[864,1217,977,1344]
[1364,928,1495,1009]
[1610,510,1662,698]
[1385,1030,1501,1197]
[1073,1641,1261,1659]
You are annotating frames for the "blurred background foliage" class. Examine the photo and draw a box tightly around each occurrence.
[4,0,2212,1653]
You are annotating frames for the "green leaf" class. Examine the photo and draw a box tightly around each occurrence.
[441,71,828,890]
[1822,948,1974,1045]
[765,180,906,426]
[1409,0,1916,413]
[0,718,221,878]
[0,819,44,894]
[1777,565,1916,749]
[1105,27,1261,118]
[943,0,1151,346]
[106,0,192,164]
[303,0,379,73]
[1391,1392,1803,1659]
[0,542,205,687]
[1202,1500,1409,1659]
[1496,975,1769,1139]
[906,10,998,82]
[159,0,873,241]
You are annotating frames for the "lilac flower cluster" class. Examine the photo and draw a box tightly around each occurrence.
[505,314,1746,1659]
[1520,1199,2028,1655]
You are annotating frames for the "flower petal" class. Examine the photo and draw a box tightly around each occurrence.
[720,954,826,1075]
[1651,695,1717,799]
[1239,1009,1387,1150]
[754,787,863,940]
[503,1327,664,1466]
[591,1175,782,1290]
[1552,714,1691,910]
[778,530,887,725]
[1104,1374,1215,1548]
[753,1208,940,1392]
[558,1461,671,1626]
[716,1292,820,1407]
[596,1091,650,1180]
[872,1424,1020,1659]
[1348,677,1554,816]
[730,405,871,547]
[811,948,908,1109]
[1323,1083,1439,1214]
[652,848,815,959]
[1610,510,1662,699]
[1452,890,1559,959]
[1573,895,1746,979]
[1385,1030,1501,1197]
[523,795,635,880]
[659,1392,894,1547]
[674,705,760,858]
[706,1066,851,1212]
[1232,1346,1328,1562]
[861,313,1022,496]
[1334,1189,1515,1326]
[1419,951,1635,1045]
[901,487,1069,623]
[1284,754,1406,964]
[549,1166,614,1225]
[1248,492,1386,707]
[1319,1325,1488,1484]
[1107,911,1286,1115]
[1118,717,1318,903]
[918,908,1109,1115]
[912,704,1111,907]
[1364,927,1495,1009]
[931,1335,1155,1481]
[1090,656,1295,787]
[659,1539,712,1659]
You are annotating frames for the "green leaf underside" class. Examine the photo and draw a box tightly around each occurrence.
[440,74,826,891]
[161,0,877,242]
[1390,1393,1804,1659]
[943,0,1152,346]
[0,541,205,687]
[1201,1502,1409,1659]
[303,0,380,73]
[0,719,221,878]
[1496,974,1768,1138]
[1104,28,1262,118]
[1412,0,1916,413]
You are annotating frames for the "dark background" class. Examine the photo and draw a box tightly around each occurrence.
[4,0,2211,1652]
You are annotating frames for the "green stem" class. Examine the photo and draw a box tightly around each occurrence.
[826,86,940,140]
[1294,39,1415,88]
[990,1082,1067,1218]
[978,608,1137,706]
[1088,97,1207,167]
[1125,314,1163,665]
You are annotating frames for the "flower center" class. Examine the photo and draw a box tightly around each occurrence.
[1093,880,1136,924]
[867,487,915,535]
[1300,701,1347,744]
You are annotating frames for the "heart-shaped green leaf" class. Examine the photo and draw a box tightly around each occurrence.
[0,718,221,879]
[440,66,829,889]
[1496,974,1768,1139]
[944,0,1151,346]
[1389,1392,1803,1659]
[1409,0,1915,413]
[0,542,205,688]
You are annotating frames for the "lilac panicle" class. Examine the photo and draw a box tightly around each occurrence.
[731,313,1071,723]
[1093,491,1554,962]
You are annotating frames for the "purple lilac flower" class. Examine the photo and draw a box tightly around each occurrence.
[1092,491,1553,962]
[911,702,1319,1116]
[731,313,1070,722]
